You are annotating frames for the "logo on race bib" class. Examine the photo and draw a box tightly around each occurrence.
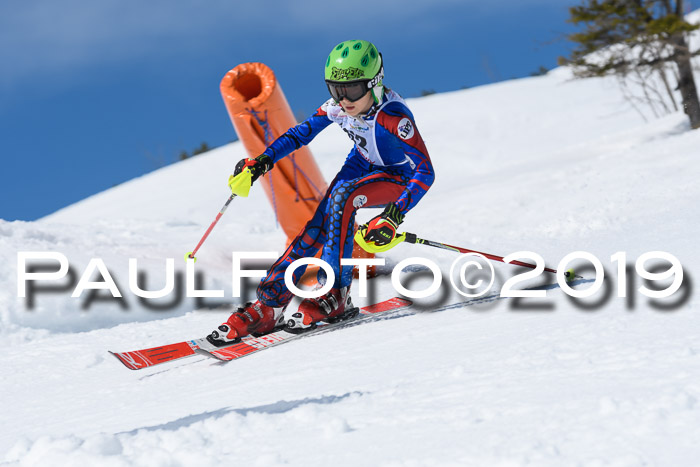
[398,118,414,139]
[353,195,368,208]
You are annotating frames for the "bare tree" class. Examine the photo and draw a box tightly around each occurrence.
[561,0,700,129]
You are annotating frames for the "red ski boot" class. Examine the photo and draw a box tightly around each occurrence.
[207,301,285,347]
[286,286,358,333]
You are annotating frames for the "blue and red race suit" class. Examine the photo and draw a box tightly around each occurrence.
[256,89,435,307]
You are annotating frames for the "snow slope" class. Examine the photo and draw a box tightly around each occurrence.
[2,19,700,465]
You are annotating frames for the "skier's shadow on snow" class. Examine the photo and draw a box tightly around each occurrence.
[118,391,362,434]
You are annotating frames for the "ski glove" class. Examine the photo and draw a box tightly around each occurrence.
[228,154,273,197]
[362,203,404,246]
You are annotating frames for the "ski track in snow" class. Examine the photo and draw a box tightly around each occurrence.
[2,18,700,465]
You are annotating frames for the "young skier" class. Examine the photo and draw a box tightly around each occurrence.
[208,39,435,345]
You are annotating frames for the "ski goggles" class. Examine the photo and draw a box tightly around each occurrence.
[325,80,371,103]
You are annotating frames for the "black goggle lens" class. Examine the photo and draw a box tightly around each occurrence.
[326,81,369,103]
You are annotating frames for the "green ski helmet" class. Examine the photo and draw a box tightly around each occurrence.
[324,40,384,104]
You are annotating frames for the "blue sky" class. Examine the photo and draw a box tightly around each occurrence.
[0,0,595,221]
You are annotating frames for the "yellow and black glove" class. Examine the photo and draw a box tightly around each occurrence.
[354,203,406,253]
[364,203,403,245]
[227,154,273,197]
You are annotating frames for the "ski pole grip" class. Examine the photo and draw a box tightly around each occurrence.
[404,232,417,244]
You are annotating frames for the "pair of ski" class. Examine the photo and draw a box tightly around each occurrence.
[109,297,412,370]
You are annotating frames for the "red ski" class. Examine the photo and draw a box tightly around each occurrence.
[110,297,412,370]
[109,338,208,370]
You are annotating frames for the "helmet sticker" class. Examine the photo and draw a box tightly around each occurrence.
[330,66,365,81]
[398,118,414,140]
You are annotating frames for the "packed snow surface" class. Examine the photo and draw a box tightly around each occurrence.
[2,24,700,465]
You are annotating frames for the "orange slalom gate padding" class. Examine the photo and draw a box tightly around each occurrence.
[220,62,327,239]
[220,62,373,279]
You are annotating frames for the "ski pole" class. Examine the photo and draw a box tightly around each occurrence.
[185,194,237,262]
[354,227,577,280]
[400,232,578,280]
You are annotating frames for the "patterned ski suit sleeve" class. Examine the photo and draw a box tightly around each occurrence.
[261,101,334,163]
[376,104,435,215]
